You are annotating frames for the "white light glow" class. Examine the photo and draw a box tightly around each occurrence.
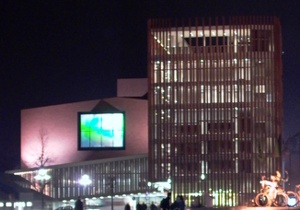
[79,174,92,186]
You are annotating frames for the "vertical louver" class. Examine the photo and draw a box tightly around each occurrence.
[148,16,282,207]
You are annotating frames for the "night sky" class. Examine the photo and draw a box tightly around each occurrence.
[1,0,300,172]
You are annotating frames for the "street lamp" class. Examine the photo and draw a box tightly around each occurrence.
[106,177,115,210]
[79,174,92,209]
[34,168,51,210]
[147,182,152,204]
[79,174,92,187]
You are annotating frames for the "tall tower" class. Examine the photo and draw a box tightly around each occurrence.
[148,17,282,206]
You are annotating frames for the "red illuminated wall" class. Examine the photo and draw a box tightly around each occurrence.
[20,97,148,169]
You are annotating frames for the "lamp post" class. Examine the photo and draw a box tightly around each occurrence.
[106,177,115,210]
[147,182,152,204]
[34,168,51,210]
[79,174,92,210]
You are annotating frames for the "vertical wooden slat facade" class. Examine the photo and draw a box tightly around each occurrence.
[148,16,282,206]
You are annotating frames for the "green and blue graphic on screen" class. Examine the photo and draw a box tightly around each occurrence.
[79,112,125,149]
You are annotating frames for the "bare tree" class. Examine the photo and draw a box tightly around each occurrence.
[34,128,50,167]
[32,128,52,210]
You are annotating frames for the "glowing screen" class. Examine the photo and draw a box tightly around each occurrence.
[78,112,125,150]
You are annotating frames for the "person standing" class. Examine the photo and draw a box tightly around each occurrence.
[141,202,147,210]
[178,195,185,210]
[171,195,185,210]
[150,202,157,210]
[171,196,180,210]
[160,192,171,210]
[137,202,142,210]
[125,203,131,210]
[75,196,83,210]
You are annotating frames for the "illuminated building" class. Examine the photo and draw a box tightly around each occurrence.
[20,97,148,168]
[6,16,284,208]
[148,16,283,206]
[7,80,162,209]
[13,155,153,209]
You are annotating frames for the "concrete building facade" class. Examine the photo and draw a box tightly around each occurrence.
[20,97,148,168]
[9,83,153,209]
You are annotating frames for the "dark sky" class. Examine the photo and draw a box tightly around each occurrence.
[1,0,300,172]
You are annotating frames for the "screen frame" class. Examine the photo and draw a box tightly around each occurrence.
[78,111,126,151]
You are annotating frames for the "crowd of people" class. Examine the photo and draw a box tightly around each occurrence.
[160,192,185,210]
[80,171,289,210]
[136,202,149,210]
[125,201,159,210]
[125,192,186,210]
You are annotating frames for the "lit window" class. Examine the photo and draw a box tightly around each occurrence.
[255,85,265,93]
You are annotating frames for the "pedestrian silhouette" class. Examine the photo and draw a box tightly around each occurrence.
[75,196,83,210]
[125,203,131,210]
[150,202,157,210]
